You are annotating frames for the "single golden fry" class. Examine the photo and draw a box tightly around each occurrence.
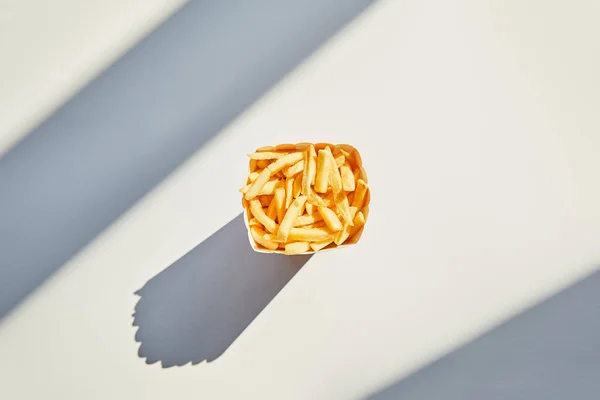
[249,199,278,233]
[284,160,304,177]
[327,147,343,194]
[310,239,333,252]
[288,227,334,242]
[314,149,330,193]
[295,213,323,227]
[293,174,303,198]
[244,168,271,200]
[273,187,286,223]
[302,144,317,195]
[285,177,294,208]
[340,163,355,191]
[318,206,343,232]
[248,152,287,160]
[284,242,310,255]
[241,178,282,196]
[250,226,279,250]
[256,145,276,152]
[277,196,308,242]
[305,202,314,215]
[267,152,303,174]
[352,179,368,210]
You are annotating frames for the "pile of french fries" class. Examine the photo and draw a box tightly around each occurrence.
[241,143,370,255]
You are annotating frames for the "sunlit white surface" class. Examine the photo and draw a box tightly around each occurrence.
[0,0,599,399]
[0,0,187,156]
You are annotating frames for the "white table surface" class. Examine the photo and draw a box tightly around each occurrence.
[1,0,599,399]
[0,0,187,156]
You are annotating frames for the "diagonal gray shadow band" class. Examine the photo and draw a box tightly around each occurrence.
[133,213,311,367]
[0,0,377,321]
[367,269,600,400]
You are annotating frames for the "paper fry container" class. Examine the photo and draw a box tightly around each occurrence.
[241,143,370,255]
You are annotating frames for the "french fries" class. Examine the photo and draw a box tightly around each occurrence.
[318,206,343,232]
[277,196,307,242]
[334,206,359,245]
[302,144,317,195]
[352,179,368,211]
[248,171,260,182]
[249,199,278,233]
[242,143,369,254]
[285,177,294,208]
[273,187,286,223]
[293,174,303,198]
[305,202,314,215]
[285,242,310,255]
[314,149,330,193]
[295,212,323,227]
[244,168,271,200]
[240,179,282,196]
[267,152,303,174]
[248,218,261,227]
[250,226,279,250]
[288,227,334,242]
[340,163,355,191]
[285,160,304,177]
[326,147,353,226]
[310,239,333,252]
[266,195,277,219]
